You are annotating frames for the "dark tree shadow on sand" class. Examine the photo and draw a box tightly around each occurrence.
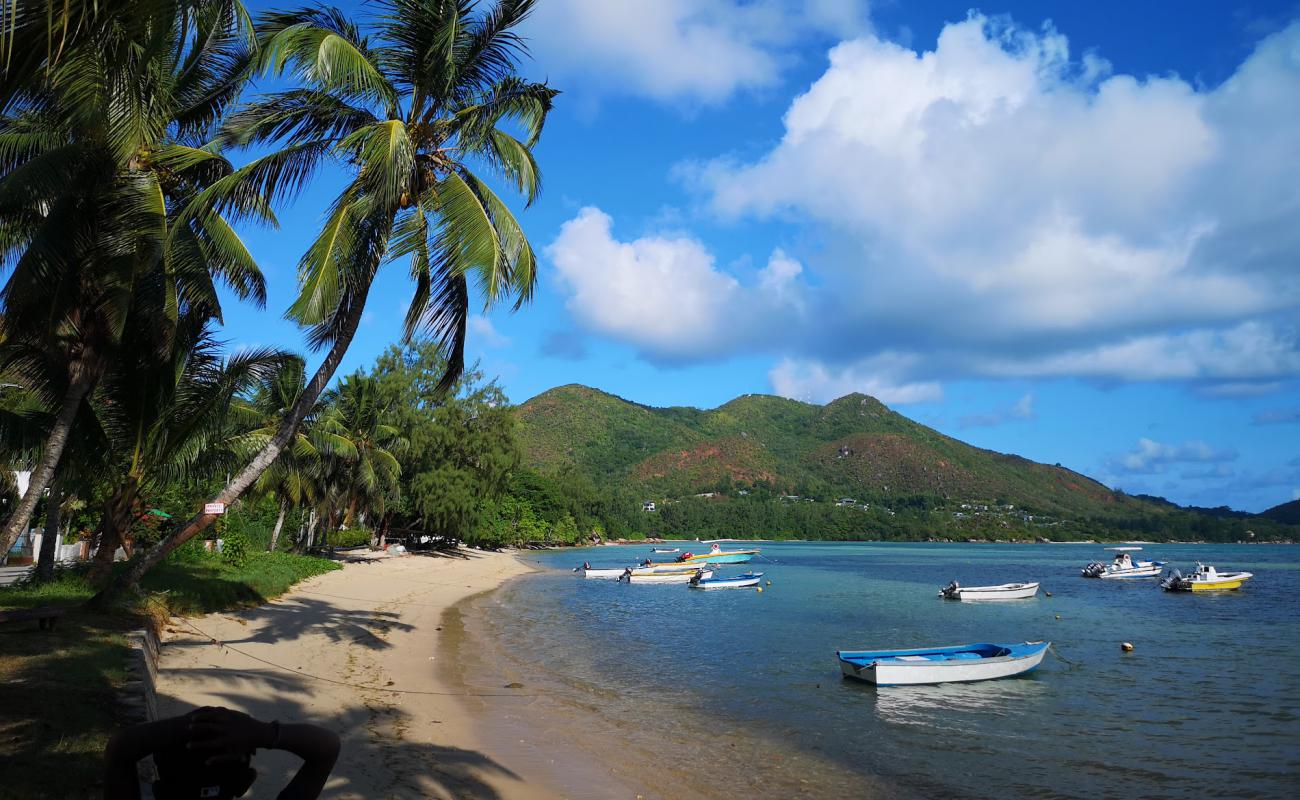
[154,666,521,799]
[162,597,414,651]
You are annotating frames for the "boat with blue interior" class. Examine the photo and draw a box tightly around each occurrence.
[689,572,764,589]
[837,642,1050,686]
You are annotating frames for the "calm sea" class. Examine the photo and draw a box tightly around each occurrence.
[454,542,1300,799]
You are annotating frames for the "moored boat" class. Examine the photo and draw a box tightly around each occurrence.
[620,568,713,584]
[837,642,1049,686]
[1081,547,1163,579]
[638,561,714,573]
[689,572,764,589]
[939,581,1039,601]
[1160,563,1253,592]
[574,562,627,579]
[651,547,680,553]
[677,543,759,565]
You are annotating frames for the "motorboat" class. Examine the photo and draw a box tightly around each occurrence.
[619,568,713,584]
[837,642,1050,686]
[1160,563,1253,592]
[939,581,1039,601]
[689,572,764,589]
[1081,547,1163,579]
[636,561,714,574]
[574,562,626,579]
[677,543,758,565]
[651,547,680,553]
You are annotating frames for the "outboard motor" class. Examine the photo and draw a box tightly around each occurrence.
[1159,568,1184,591]
[1081,562,1105,578]
[939,580,960,599]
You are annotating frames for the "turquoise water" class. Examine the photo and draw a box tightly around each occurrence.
[469,542,1300,798]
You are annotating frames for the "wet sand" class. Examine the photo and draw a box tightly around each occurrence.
[153,549,567,799]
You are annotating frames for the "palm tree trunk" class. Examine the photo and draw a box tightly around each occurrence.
[0,377,89,558]
[89,480,136,582]
[268,499,287,552]
[89,285,373,608]
[34,471,65,583]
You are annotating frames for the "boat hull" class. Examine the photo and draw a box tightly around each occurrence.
[1096,567,1162,579]
[579,568,626,579]
[622,569,713,584]
[690,572,763,590]
[943,582,1039,601]
[641,562,714,574]
[838,642,1049,686]
[681,551,757,565]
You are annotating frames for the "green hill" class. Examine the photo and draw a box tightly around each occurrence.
[513,385,1297,542]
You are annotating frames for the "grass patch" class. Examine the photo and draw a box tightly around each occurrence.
[139,551,341,616]
[0,552,340,799]
[0,610,135,799]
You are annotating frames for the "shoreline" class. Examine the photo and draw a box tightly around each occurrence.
[152,548,571,798]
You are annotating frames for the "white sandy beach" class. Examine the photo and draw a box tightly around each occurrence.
[153,549,562,799]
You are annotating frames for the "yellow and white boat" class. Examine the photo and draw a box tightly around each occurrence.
[1160,563,1253,592]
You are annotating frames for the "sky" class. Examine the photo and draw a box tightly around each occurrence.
[221,0,1300,513]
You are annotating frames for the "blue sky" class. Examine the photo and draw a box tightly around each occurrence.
[221,0,1300,513]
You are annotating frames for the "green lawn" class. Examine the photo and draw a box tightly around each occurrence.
[0,551,342,799]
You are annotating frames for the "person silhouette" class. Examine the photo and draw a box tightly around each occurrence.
[103,706,340,799]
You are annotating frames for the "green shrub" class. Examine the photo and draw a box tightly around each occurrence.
[220,527,250,567]
[325,527,371,548]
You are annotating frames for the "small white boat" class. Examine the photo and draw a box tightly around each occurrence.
[651,547,680,554]
[620,568,713,584]
[574,562,627,579]
[1160,563,1253,592]
[939,581,1039,601]
[838,642,1049,686]
[1082,547,1163,579]
[689,572,764,589]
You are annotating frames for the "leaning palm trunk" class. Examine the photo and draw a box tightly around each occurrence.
[268,499,287,553]
[34,471,65,583]
[0,377,89,557]
[89,478,138,582]
[89,292,370,607]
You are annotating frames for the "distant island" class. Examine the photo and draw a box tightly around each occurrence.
[507,384,1297,544]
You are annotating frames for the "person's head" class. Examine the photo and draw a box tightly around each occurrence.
[152,742,257,800]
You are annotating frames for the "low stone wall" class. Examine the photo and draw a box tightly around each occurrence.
[120,623,162,794]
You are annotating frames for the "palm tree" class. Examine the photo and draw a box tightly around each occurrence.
[0,0,268,557]
[318,374,405,540]
[86,310,288,579]
[100,0,556,601]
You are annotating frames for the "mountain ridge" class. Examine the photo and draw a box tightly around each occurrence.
[513,384,1294,540]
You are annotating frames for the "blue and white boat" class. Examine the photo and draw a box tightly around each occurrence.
[689,571,764,589]
[837,642,1049,686]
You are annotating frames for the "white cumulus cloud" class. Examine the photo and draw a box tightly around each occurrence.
[1109,438,1238,476]
[547,207,807,360]
[768,354,942,404]
[687,14,1300,392]
[524,0,870,104]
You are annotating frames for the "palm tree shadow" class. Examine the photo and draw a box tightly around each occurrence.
[154,668,520,799]
[165,597,414,651]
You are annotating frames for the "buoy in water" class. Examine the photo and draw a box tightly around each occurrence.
[1121,642,1134,652]
[1055,615,1061,620]
[766,580,772,586]
[756,587,764,593]
[1044,591,1052,597]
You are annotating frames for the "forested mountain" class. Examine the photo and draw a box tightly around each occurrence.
[512,385,1297,542]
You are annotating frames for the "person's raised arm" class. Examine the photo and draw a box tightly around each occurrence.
[185,707,340,800]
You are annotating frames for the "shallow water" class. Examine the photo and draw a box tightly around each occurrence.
[460,542,1300,798]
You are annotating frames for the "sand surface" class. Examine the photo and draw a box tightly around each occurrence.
[154,549,559,799]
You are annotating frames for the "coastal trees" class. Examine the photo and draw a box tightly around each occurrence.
[0,0,268,557]
[95,0,557,603]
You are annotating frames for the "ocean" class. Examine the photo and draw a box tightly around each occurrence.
[451,542,1300,799]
